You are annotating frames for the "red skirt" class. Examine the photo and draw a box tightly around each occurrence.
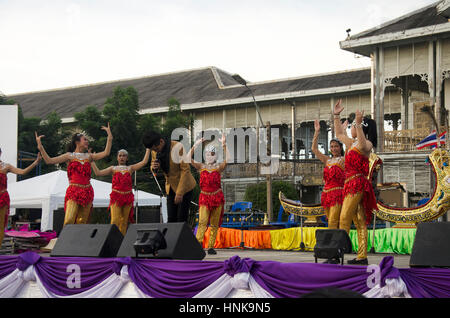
[0,191,10,226]
[343,175,377,224]
[109,190,135,223]
[321,187,344,209]
[64,184,94,212]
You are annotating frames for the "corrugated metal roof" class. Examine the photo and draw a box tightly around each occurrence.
[10,66,371,119]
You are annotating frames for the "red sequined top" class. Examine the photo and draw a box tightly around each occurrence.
[343,147,378,224]
[110,167,135,222]
[64,154,94,210]
[199,168,225,224]
[321,158,345,208]
[0,171,10,226]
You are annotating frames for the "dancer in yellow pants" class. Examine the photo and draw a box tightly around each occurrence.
[186,134,229,255]
[91,148,150,235]
[36,124,113,226]
[333,100,378,265]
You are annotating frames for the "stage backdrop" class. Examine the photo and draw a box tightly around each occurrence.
[0,105,19,217]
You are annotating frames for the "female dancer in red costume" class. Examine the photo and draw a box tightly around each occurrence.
[312,119,345,230]
[187,135,228,255]
[333,100,378,265]
[90,148,150,235]
[0,148,41,244]
[35,124,113,226]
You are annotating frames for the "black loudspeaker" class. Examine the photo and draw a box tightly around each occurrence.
[410,222,450,268]
[117,222,206,260]
[314,229,352,265]
[50,224,124,257]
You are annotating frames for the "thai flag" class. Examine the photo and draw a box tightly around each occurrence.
[416,130,447,150]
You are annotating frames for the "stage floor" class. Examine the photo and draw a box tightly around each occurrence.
[202,249,412,267]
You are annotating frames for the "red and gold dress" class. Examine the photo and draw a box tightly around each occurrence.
[196,167,225,249]
[343,146,377,224]
[0,165,10,226]
[321,157,345,209]
[199,168,225,224]
[64,153,94,212]
[110,166,135,223]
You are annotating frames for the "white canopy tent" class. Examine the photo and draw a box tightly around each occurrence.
[7,170,167,231]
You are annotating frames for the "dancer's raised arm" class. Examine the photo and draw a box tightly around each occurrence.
[186,137,204,170]
[35,132,71,164]
[354,110,373,154]
[90,161,114,177]
[5,153,42,175]
[333,99,353,149]
[130,148,151,173]
[218,134,230,172]
[90,123,113,161]
[312,120,331,165]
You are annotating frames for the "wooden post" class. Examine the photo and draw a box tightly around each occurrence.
[266,121,272,222]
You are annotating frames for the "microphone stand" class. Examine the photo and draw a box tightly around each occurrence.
[134,171,139,223]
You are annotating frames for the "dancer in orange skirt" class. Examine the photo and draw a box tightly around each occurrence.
[91,147,150,235]
[187,135,228,255]
[35,124,113,226]
[333,100,378,265]
[0,148,41,244]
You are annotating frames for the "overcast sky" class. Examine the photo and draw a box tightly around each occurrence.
[0,0,437,95]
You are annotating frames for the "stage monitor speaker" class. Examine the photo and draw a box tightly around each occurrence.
[50,224,124,258]
[314,229,352,264]
[117,222,206,260]
[410,222,450,268]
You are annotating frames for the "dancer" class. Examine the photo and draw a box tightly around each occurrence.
[0,148,41,244]
[186,135,228,255]
[35,124,113,226]
[144,130,196,223]
[333,100,378,265]
[90,148,151,235]
[312,119,345,230]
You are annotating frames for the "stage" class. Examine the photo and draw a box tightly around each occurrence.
[202,249,412,268]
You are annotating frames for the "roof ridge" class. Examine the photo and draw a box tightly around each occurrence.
[348,1,441,40]
[8,66,218,96]
[245,67,371,87]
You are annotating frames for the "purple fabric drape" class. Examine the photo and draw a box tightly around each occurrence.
[0,255,18,280]
[399,267,450,298]
[128,258,226,298]
[1,252,450,298]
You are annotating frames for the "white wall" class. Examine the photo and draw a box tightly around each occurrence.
[0,105,19,185]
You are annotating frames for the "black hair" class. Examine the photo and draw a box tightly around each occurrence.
[362,118,377,149]
[66,133,84,153]
[330,138,345,156]
[143,130,162,148]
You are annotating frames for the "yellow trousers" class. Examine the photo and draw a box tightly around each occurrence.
[110,203,132,236]
[196,205,222,249]
[64,200,92,226]
[339,192,368,260]
[324,204,341,229]
[0,206,7,247]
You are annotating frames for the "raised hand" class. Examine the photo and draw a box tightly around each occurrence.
[35,131,45,148]
[355,110,364,125]
[219,133,226,147]
[333,99,344,115]
[194,137,205,147]
[101,122,112,137]
[314,119,321,132]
